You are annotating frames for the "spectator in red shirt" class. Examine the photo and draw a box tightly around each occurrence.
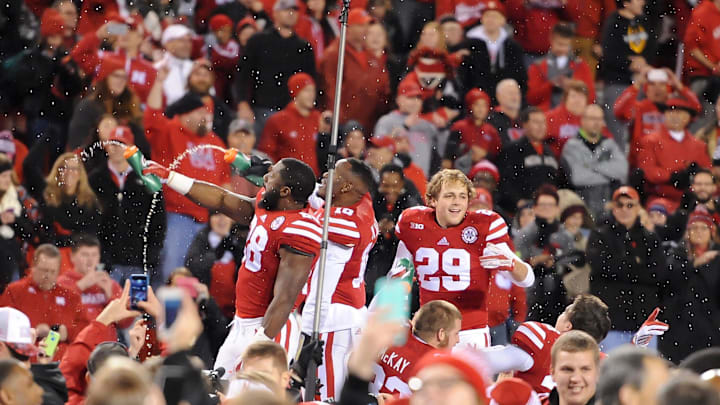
[207,14,240,104]
[505,0,569,63]
[179,58,235,140]
[319,9,391,132]
[445,88,502,172]
[259,73,328,175]
[436,0,488,29]
[70,14,157,104]
[0,244,89,360]
[145,67,230,285]
[637,96,711,202]
[295,0,339,66]
[527,24,595,112]
[57,234,121,322]
[546,80,590,157]
[683,0,720,106]
[614,68,701,167]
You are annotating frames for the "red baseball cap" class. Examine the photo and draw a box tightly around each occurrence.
[612,186,639,202]
[484,0,507,17]
[108,126,134,145]
[465,88,491,111]
[40,8,65,37]
[94,55,127,84]
[236,16,258,33]
[398,79,423,98]
[688,207,715,229]
[410,349,489,404]
[662,96,699,116]
[287,72,315,98]
[347,9,374,26]
[209,14,233,31]
[468,160,500,183]
[489,377,542,405]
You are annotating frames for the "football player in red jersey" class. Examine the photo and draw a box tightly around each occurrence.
[390,169,535,349]
[144,157,321,378]
[301,158,379,401]
[372,300,462,398]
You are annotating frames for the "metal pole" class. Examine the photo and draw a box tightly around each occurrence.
[305,0,350,400]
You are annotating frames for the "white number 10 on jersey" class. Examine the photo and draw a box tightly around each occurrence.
[415,248,471,291]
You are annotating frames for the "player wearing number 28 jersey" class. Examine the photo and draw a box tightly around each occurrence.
[390,170,535,349]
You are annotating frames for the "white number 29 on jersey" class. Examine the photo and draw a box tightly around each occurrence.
[244,225,269,272]
[415,248,471,291]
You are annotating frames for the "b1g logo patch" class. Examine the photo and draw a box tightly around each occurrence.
[462,226,478,244]
[270,216,285,230]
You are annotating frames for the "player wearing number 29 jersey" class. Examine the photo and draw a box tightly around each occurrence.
[390,170,534,350]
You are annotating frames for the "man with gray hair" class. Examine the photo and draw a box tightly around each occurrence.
[488,79,524,147]
[596,346,670,405]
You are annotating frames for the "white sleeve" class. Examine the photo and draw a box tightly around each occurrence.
[388,240,413,278]
[480,345,535,374]
[494,242,535,288]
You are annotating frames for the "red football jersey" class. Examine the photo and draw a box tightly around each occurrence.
[373,332,434,397]
[302,193,378,333]
[394,207,513,330]
[234,190,323,319]
[512,321,561,394]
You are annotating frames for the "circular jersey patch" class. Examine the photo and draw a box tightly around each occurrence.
[462,226,479,244]
[270,216,285,230]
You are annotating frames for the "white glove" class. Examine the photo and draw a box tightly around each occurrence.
[632,308,669,347]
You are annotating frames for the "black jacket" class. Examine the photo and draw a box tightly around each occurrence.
[185,226,244,287]
[498,137,559,212]
[488,110,523,148]
[233,28,316,110]
[546,388,595,405]
[660,243,720,363]
[88,165,166,269]
[31,362,68,405]
[587,217,667,331]
[459,38,527,104]
[598,11,658,85]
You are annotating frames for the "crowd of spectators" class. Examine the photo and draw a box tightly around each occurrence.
[0,0,720,403]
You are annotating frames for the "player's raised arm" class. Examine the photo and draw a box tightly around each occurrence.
[262,246,316,338]
[143,161,256,224]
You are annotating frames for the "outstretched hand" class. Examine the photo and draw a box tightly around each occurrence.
[632,307,669,347]
[96,280,142,326]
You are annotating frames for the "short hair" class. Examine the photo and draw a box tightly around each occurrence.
[379,163,405,179]
[412,300,462,340]
[0,359,22,387]
[87,341,129,375]
[680,347,720,375]
[85,357,151,405]
[692,168,715,183]
[567,295,611,343]
[241,341,288,373]
[552,23,575,38]
[519,106,544,125]
[426,169,475,201]
[346,158,377,192]
[533,184,559,204]
[34,243,61,262]
[278,158,317,205]
[564,80,589,98]
[658,371,720,405]
[71,233,101,253]
[597,346,663,405]
[551,330,600,367]
[225,389,291,405]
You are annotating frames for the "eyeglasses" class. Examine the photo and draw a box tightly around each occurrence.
[614,201,636,209]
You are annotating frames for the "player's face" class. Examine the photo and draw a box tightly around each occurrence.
[551,350,598,405]
[430,182,469,228]
[317,160,351,200]
[411,364,482,405]
[260,162,288,210]
[555,303,574,333]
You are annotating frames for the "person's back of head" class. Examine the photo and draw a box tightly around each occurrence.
[567,294,611,343]
[597,345,668,405]
[278,158,316,206]
[224,388,292,405]
[412,300,462,348]
[87,341,129,376]
[658,371,720,405]
[0,358,43,405]
[85,357,150,405]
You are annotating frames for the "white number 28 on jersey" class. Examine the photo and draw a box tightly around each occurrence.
[415,248,471,291]
[244,225,269,272]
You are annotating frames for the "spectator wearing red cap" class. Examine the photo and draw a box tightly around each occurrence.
[235,17,259,50]
[374,81,440,177]
[210,0,272,35]
[207,14,240,104]
[682,0,720,102]
[234,0,316,136]
[403,46,458,103]
[463,2,527,103]
[468,160,501,193]
[436,0,490,30]
[145,66,230,284]
[527,24,595,112]
[637,96,710,203]
[562,105,627,218]
[588,186,668,352]
[614,67,701,166]
[258,73,325,175]
[75,0,120,36]
[365,136,397,174]
[70,14,157,104]
[0,245,89,360]
[295,0,339,66]
[662,206,720,363]
[319,8,390,132]
[67,55,147,152]
[545,80,590,158]
[445,88,502,173]
[88,127,165,285]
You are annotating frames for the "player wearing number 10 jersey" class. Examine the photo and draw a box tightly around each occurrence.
[143,157,321,379]
[390,170,535,349]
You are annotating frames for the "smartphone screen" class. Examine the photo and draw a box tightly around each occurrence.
[130,274,148,310]
[107,22,129,35]
[157,287,183,336]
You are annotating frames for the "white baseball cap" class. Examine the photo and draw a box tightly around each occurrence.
[161,24,192,46]
[0,307,39,357]
[647,68,669,83]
